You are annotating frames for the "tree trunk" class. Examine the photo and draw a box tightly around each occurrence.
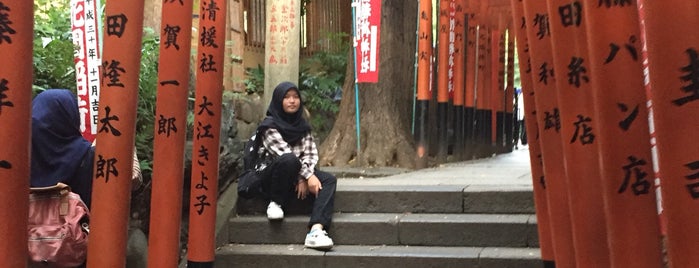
[319,0,417,169]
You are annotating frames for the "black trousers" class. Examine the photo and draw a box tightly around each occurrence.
[259,153,336,229]
[520,118,528,145]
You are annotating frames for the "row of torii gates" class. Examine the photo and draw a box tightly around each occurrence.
[415,0,699,267]
[1,0,699,268]
[2,0,223,267]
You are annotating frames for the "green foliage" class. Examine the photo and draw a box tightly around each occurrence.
[33,0,75,94]
[134,28,161,177]
[243,64,265,94]
[298,32,349,139]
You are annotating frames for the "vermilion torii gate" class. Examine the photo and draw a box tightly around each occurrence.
[0,1,32,267]
[1,0,227,267]
[3,0,699,267]
[511,0,699,267]
[416,0,699,267]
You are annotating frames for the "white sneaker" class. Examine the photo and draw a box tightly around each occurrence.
[266,201,284,220]
[304,229,334,250]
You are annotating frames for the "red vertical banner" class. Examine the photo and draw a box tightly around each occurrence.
[510,0,555,265]
[584,1,664,268]
[637,1,699,267]
[71,0,101,142]
[546,0,611,267]
[187,0,227,266]
[447,1,456,100]
[522,0,576,267]
[148,0,194,266]
[86,0,144,267]
[353,0,381,83]
[0,1,31,266]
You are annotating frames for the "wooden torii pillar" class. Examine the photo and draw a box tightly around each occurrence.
[464,1,479,159]
[489,10,503,154]
[510,0,555,266]
[415,0,433,168]
[187,0,228,266]
[505,15,516,153]
[0,1,32,266]
[436,0,453,162]
[638,1,699,267]
[522,0,576,266]
[147,0,194,266]
[87,0,145,267]
[584,0,663,267]
[452,0,467,160]
[546,0,610,266]
[474,4,491,158]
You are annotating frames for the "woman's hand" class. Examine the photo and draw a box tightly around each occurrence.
[307,174,322,196]
[296,178,309,200]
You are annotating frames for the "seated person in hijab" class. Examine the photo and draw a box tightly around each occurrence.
[30,89,142,208]
[254,81,336,250]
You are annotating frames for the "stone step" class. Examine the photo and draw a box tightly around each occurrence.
[228,213,539,247]
[236,184,534,215]
[215,244,542,268]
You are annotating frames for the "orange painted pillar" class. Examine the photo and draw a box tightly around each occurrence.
[522,0,576,267]
[546,0,611,267]
[0,1,32,266]
[510,0,555,266]
[187,0,227,266]
[147,0,194,266]
[453,1,466,160]
[637,1,699,267]
[496,13,508,152]
[475,24,490,157]
[436,0,452,161]
[490,27,502,149]
[505,25,516,152]
[492,13,508,153]
[415,0,433,169]
[464,12,478,158]
[485,24,494,155]
[584,1,663,268]
[87,0,145,267]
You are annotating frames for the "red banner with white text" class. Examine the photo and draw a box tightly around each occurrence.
[353,0,381,83]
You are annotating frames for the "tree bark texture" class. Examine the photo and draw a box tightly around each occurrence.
[319,0,418,168]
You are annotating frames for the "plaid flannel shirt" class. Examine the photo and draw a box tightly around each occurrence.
[259,128,318,179]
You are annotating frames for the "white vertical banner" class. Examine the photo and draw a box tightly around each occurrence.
[71,0,101,142]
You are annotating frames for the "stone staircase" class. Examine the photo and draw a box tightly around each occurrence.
[214,180,541,268]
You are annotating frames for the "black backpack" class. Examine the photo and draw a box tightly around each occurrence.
[238,129,265,198]
[242,130,263,170]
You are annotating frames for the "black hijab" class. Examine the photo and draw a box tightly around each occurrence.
[30,89,92,187]
[258,81,311,144]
